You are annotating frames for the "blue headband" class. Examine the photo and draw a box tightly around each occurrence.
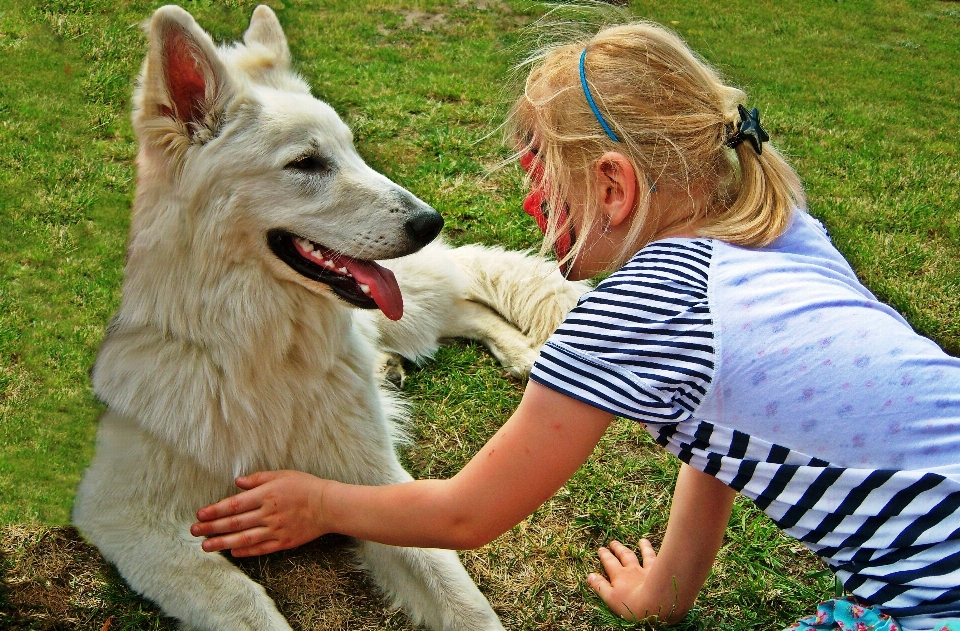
[578,48,657,193]
[579,48,620,143]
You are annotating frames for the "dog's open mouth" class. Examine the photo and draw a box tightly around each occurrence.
[267,230,403,320]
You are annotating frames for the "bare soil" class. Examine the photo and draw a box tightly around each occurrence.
[0,525,420,631]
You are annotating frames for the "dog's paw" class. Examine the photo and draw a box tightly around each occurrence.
[376,352,407,388]
[500,346,540,381]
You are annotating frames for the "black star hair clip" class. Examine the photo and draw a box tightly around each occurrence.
[726,104,769,155]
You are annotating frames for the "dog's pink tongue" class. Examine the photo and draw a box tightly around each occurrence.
[342,258,403,321]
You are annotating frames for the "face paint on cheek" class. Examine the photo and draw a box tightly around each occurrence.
[520,150,576,269]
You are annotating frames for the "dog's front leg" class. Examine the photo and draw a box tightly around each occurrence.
[74,413,294,631]
[109,523,294,631]
[358,539,505,631]
[344,459,505,631]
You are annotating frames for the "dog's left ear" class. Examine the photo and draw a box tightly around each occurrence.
[243,5,291,70]
[135,5,235,147]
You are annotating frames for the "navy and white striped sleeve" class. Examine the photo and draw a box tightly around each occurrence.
[529,240,716,425]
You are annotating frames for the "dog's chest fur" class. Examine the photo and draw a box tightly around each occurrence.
[93,275,394,481]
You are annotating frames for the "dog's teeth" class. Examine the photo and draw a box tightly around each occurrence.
[324,260,336,269]
[296,238,314,252]
[310,250,324,260]
[359,284,371,295]
[338,267,348,274]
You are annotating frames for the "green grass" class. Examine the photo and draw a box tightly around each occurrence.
[0,0,957,628]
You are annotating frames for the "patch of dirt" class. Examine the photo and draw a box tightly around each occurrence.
[236,536,414,631]
[377,1,509,36]
[400,11,448,32]
[455,0,507,10]
[0,525,124,630]
[378,11,448,36]
[0,525,417,631]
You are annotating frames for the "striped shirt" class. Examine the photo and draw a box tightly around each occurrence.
[530,211,960,630]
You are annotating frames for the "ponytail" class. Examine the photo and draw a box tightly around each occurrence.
[699,141,805,247]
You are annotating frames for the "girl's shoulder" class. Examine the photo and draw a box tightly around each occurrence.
[600,237,715,298]
[608,209,849,298]
[537,239,717,427]
[710,209,863,288]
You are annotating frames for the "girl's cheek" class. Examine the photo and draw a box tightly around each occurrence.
[522,190,575,268]
[523,190,549,235]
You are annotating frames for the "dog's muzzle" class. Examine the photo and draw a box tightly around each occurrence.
[267,230,407,320]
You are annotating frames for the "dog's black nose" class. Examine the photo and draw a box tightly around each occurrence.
[405,208,444,246]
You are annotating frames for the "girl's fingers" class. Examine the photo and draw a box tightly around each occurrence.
[638,538,656,565]
[196,489,263,521]
[191,509,263,537]
[235,470,279,489]
[597,546,623,576]
[200,526,272,553]
[608,540,639,567]
[586,572,613,600]
[229,539,282,558]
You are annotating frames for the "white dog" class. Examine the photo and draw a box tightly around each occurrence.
[72,5,587,631]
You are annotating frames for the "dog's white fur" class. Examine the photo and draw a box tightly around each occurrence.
[72,5,588,631]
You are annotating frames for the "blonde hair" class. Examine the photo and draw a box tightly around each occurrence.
[507,21,805,270]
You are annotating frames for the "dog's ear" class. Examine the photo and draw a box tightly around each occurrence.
[243,5,290,70]
[136,5,234,146]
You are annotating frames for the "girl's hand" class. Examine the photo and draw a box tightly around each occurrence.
[587,466,737,624]
[587,539,659,622]
[190,470,329,557]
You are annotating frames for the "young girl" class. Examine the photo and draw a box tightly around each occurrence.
[191,21,960,631]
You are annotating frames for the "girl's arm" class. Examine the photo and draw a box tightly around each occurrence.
[191,381,614,555]
[587,463,736,623]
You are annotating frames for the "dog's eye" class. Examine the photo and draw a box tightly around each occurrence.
[285,155,331,174]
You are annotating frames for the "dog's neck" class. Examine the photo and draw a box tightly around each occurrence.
[117,196,361,374]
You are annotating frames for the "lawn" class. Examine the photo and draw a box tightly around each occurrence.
[0,0,957,629]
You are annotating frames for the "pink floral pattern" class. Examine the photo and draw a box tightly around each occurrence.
[787,599,958,631]
[786,598,902,631]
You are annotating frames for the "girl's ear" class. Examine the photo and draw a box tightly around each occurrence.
[595,152,638,227]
